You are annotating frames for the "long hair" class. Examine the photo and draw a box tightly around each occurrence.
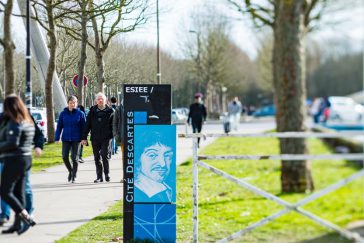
[3,94,33,124]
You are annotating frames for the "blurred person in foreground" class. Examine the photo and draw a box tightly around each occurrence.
[0,95,36,235]
[0,102,44,230]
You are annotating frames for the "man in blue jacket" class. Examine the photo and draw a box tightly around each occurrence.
[55,96,86,183]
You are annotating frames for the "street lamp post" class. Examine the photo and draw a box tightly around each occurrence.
[25,0,32,109]
[189,30,201,92]
[156,0,161,84]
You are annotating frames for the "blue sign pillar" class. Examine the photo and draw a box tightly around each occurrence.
[123,84,176,242]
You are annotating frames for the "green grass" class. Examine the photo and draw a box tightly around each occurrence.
[57,201,123,243]
[58,137,364,243]
[32,142,93,172]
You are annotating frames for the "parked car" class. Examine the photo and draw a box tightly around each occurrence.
[252,104,275,117]
[172,108,188,124]
[31,107,48,141]
[325,96,364,127]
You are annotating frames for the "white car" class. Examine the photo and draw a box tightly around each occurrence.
[172,108,188,124]
[31,107,48,141]
[326,96,364,126]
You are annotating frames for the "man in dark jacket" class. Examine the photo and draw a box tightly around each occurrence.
[82,93,114,183]
[110,97,118,155]
[187,93,207,147]
[112,102,123,146]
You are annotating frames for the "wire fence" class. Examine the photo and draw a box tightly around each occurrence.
[179,131,364,243]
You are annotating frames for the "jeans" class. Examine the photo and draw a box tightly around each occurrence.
[91,139,112,179]
[79,144,84,158]
[24,171,33,214]
[62,141,80,177]
[111,138,118,154]
[0,156,31,214]
[0,165,34,219]
[192,121,203,146]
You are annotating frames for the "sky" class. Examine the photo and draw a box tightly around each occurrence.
[122,0,262,58]
[10,0,364,60]
[122,0,364,59]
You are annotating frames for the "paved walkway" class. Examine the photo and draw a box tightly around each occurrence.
[0,127,215,243]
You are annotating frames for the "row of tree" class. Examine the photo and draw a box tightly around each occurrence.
[0,0,150,142]
[0,0,361,193]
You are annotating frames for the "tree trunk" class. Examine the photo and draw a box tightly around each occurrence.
[273,0,314,193]
[91,10,105,93]
[95,51,105,93]
[77,0,88,106]
[3,0,15,95]
[45,0,56,142]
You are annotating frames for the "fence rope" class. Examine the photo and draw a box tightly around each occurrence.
[188,132,364,242]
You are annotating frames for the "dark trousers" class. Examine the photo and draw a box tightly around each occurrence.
[0,156,31,214]
[79,144,84,158]
[192,121,203,145]
[62,141,80,177]
[91,139,112,179]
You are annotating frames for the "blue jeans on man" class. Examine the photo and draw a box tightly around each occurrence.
[111,138,118,155]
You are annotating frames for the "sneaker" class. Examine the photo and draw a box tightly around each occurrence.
[78,158,85,163]
[94,178,103,183]
[105,176,110,182]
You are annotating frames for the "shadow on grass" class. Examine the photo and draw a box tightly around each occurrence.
[94,214,123,221]
[180,160,191,166]
[32,162,62,171]
[196,196,267,207]
[299,225,363,243]
[344,160,364,170]
[300,232,352,243]
[276,191,305,197]
[125,239,154,243]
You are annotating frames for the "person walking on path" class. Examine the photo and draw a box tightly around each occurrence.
[55,96,86,183]
[0,95,36,235]
[82,93,114,183]
[110,97,118,155]
[228,97,242,131]
[112,100,124,151]
[112,99,124,183]
[0,112,44,227]
[187,93,207,147]
[310,97,322,124]
[77,104,86,163]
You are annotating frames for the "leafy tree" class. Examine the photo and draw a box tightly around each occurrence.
[30,0,78,142]
[62,0,150,93]
[307,50,363,97]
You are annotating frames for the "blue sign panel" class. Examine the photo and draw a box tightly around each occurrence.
[134,125,176,203]
[123,84,175,242]
[134,204,176,243]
